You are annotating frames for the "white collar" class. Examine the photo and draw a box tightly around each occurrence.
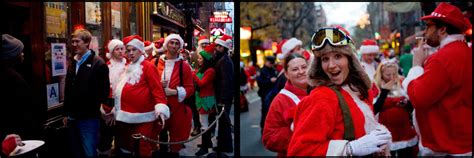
[440,34,465,49]
[160,54,182,62]
[110,57,126,65]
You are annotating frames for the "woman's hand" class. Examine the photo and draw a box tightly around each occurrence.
[381,79,396,90]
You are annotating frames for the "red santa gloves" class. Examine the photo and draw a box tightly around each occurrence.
[2,134,21,156]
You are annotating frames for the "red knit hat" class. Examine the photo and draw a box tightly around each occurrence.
[421,2,472,32]
[123,35,144,52]
[359,39,380,55]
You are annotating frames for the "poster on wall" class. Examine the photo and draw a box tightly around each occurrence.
[46,83,60,108]
[51,43,67,76]
[45,2,68,38]
[111,2,121,29]
[89,36,99,53]
[85,2,101,25]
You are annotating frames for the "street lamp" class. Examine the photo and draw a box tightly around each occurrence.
[240,27,252,40]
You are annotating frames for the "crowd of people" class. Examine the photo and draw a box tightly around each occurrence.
[254,3,472,156]
[1,25,235,157]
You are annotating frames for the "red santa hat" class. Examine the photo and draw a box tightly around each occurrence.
[214,34,233,49]
[281,37,303,57]
[105,39,124,59]
[420,2,472,32]
[154,38,165,53]
[144,40,155,51]
[275,39,287,60]
[123,35,144,53]
[163,33,184,51]
[197,35,210,46]
[359,39,380,55]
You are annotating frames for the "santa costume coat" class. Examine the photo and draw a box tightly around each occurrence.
[156,54,195,152]
[113,55,169,156]
[262,81,307,156]
[193,68,216,114]
[101,58,127,113]
[287,85,389,156]
[403,35,472,156]
[376,81,417,151]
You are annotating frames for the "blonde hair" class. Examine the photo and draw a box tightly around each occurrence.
[72,29,92,44]
[374,62,403,97]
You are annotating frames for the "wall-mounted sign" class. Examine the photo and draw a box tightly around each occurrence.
[211,28,225,36]
[45,2,68,38]
[46,83,59,108]
[51,43,67,76]
[85,2,101,25]
[154,2,185,27]
[111,2,121,29]
[210,17,232,23]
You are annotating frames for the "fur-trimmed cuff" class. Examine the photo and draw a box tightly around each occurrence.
[402,66,424,99]
[326,140,349,156]
[154,104,170,120]
[100,105,114,115]
[176,86,186,103]
[290,122,294,131]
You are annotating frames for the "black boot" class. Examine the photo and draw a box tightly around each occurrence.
[195,131,212,156]
[195,147,209,156]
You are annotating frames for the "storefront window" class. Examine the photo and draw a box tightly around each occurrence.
[129,3,137,35]
[153,25,162,41]
[85,2,103,55]
[111,2,122,39]
[44,2,70,110]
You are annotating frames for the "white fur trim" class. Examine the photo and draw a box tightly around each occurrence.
[126,38,144,53]
[198,39,210,46]
[342,85,378,133]
[125,55,145,85]
[279,89,300,105]
[290,122,294,131]
[145,43,155,51]
[282,38,303,55]
[156,47,165,53]
[164,34,184,51]
[359,45,380,54]
[106,53,111,59]
[214,38,230,49]
[108,39,124,54]
[390,136,418,151]
[115,109,156,123]
[402,66,424,100]
[326,140,350,156]
[154,104,170,120]
[176,86,186,103]
[277,53,285,60]
[108,58,126,92]
[440,34,466,49]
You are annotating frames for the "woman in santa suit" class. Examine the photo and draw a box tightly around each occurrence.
[262,53,309,156]
[113,35,169,157]
[287,26,392,156]
[154,34,195,157]
[97,39,127,156]
[373,60,418,157]
[192,44,217,156]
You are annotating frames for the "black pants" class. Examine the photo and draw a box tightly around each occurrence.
[188,94,202,128]
[210,103,233,153]
[97,118,115,153]
[260,98,269,135]
[390,146,415,157]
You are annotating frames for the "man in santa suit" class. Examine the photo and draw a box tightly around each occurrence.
[97,39,127,156]
[402,3,472,156]
[359,39,380,82]
[155,34,195,157]
[113,35,169,157]
[144,40,156,61]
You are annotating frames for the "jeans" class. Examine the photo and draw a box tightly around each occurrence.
[67,118,100,158]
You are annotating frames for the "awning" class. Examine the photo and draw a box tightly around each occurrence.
[192,18,205,32]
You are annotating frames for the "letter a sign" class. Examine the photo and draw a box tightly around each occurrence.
[47,83,59,107]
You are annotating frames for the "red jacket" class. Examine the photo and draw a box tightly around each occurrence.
[262,81,307,156]
[288,86,375,156]
[407,41,472,154]
[193,68,215,97]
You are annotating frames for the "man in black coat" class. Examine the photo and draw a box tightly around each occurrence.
[0,34,33,157]
[210,35,234,157]
[256,56,277,134]
[63,29,110,158]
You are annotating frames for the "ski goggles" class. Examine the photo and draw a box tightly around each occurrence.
[311,27,353,51]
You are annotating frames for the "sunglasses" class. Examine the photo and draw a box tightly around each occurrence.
[311,27,352,51]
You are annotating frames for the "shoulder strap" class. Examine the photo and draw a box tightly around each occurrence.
[279,89,300,105]
[329,87,355,141]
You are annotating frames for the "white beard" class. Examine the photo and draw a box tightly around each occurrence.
[108,58,126,91]
[124,55,144,85]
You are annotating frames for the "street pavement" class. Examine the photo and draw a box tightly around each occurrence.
[240,88,277,156]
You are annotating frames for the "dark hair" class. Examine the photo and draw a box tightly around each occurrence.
[283,53,306,71]
[199,55,214,73]
[311,54,369,99]
[433,19,463,34]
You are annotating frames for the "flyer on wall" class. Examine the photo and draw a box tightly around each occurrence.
[51,43,67,76]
